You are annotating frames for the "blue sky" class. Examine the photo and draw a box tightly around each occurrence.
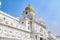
[0,0,60,35]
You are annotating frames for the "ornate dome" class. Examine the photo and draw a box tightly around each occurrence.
[25,4,34,11]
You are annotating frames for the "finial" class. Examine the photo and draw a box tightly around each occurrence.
[28,4,30,6]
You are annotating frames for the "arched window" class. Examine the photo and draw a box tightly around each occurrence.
[28,26,29,29]
[3,17,5,20]
[22,22,24,23]
[5,21,8,24]
[35,35,37,39]
[40,28,43,32]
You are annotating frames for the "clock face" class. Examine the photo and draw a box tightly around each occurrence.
[25,11,28,15]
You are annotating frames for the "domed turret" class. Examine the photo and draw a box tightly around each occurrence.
[23,4,36,20]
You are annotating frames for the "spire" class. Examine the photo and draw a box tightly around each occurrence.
[28,4,30,6]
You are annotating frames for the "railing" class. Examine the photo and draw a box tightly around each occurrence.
[0,17,31,32]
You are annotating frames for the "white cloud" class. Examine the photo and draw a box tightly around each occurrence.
[0,1,1,6]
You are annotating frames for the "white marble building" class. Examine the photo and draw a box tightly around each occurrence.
[47,31,57,40]
[0,5,48,40]
[56,36,60,40]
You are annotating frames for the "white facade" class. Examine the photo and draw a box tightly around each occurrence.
[56,36,60,40]
[0,5,47,40]
[47,32,57,40]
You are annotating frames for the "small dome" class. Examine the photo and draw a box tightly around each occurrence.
[25,4,34,11]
